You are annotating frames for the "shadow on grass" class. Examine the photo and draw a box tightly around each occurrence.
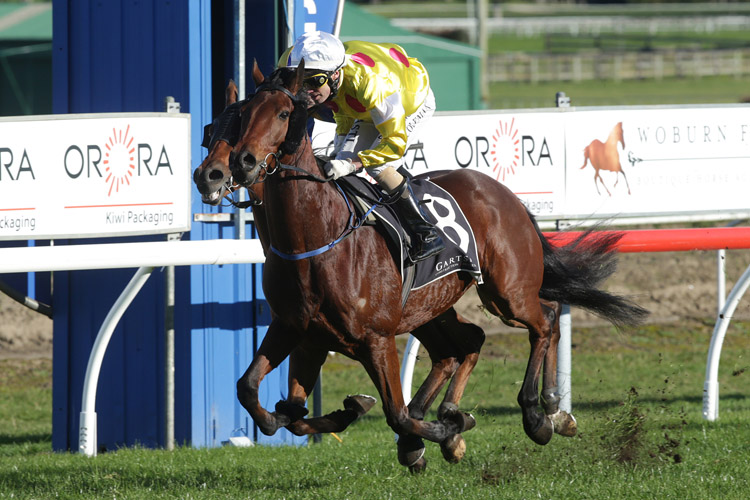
[0,433,51,447]
[474,392,748,417]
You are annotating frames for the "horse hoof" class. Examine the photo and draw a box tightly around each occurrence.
[408,456,427,474]
[438,403,475,434]
[397,435,425,468]
[525,415,554,445]
[257,418,280,436]
[463,413,477,433]
[440,434,467,464]
[344,394,377,417]
[549,410,577,437]
[437,402,459,420]
[274,400,309,424]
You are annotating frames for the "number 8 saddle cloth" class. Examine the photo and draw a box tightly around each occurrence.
[336,170,483,306]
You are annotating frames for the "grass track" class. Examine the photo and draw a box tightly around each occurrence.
[2,321,750,499]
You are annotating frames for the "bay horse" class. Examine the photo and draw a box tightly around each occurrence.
[194,77,492,471]
[581,121,631,196]
[225,60,647,470]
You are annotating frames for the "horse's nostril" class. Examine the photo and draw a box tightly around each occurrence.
[239,152,256,168]
[208,169,224,181]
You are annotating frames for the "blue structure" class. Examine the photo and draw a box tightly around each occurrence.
[49,0,309,451]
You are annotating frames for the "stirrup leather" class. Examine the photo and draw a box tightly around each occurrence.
[394,179,445,262]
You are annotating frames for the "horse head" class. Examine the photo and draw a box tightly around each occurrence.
[193,80,241,205]
[231,60,309,188]
[615,122,625,149]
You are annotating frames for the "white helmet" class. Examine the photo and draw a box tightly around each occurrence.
[287,31,346,72]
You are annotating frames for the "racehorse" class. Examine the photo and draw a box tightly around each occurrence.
[194,77,492,471]
[224,60,647,470]
[581,121,631,196]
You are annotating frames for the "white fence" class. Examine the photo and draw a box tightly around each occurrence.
[392,15,750,37]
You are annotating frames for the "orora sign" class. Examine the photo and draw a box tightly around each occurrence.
[0,113,191,241]
[311,104,750,224]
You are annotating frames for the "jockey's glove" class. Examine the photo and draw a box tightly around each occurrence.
[324,158,357,180]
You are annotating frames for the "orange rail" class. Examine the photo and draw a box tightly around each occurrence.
[543,227,750,253]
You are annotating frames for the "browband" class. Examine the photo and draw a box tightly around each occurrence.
[256,82,302,104]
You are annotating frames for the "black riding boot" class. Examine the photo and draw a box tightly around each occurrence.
[395,180,445,262]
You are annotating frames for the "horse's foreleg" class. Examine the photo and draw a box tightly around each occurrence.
[540,300,577,438]
[284,345,377,436]
[397,353,453,470]
[407,316,463,421]
[432,311,484,464]
[236,321,301,436]
[431,349,480,465]
[361,335,463,448]
[436,313,483,422]
[619,168,632,195]
[394,312,484,470]
[395,321,460,472]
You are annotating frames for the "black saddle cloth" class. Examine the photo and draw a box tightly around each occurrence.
[335,173,483,295]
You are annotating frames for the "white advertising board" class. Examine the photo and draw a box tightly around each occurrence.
[0,113,191,241]
[565,107,750,220]
[311,104,750,224]
[408,110,566,219]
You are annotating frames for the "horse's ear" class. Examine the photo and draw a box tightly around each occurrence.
[226,79,238,106]
[279,58,310,156]
[252,59,264,87]
[291,58,306,93]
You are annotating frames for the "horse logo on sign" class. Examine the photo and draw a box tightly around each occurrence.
[580,122,631,196]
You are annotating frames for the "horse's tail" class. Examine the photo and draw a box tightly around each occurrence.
[580,146,589,169]
[528,210,648,329]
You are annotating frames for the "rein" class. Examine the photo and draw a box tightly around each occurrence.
[269,182,378,261]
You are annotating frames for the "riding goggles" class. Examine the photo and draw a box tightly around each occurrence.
[303,72,331,89]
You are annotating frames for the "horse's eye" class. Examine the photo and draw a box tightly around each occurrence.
[279,111,290,120]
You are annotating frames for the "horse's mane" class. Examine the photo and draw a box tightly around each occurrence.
[268,67,309,156]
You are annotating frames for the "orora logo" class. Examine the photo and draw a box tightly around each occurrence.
[490,118,520,182]
[103,125,136,196]
[63,123,174,196]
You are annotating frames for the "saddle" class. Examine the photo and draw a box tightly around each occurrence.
[332,168,483,306]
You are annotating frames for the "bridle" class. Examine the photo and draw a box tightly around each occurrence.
[235,78,381,260]
[237,80,333,185]
[201,72,371,255]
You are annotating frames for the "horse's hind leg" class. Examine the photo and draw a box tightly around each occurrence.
[477,285,555,445]
[594,170,611,196]
[283,343,377,436]
[540,299,577,437]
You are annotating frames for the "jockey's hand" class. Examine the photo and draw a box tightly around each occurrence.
[323,158,357,180]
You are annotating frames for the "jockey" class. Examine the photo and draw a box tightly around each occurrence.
[282,30,445,263]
